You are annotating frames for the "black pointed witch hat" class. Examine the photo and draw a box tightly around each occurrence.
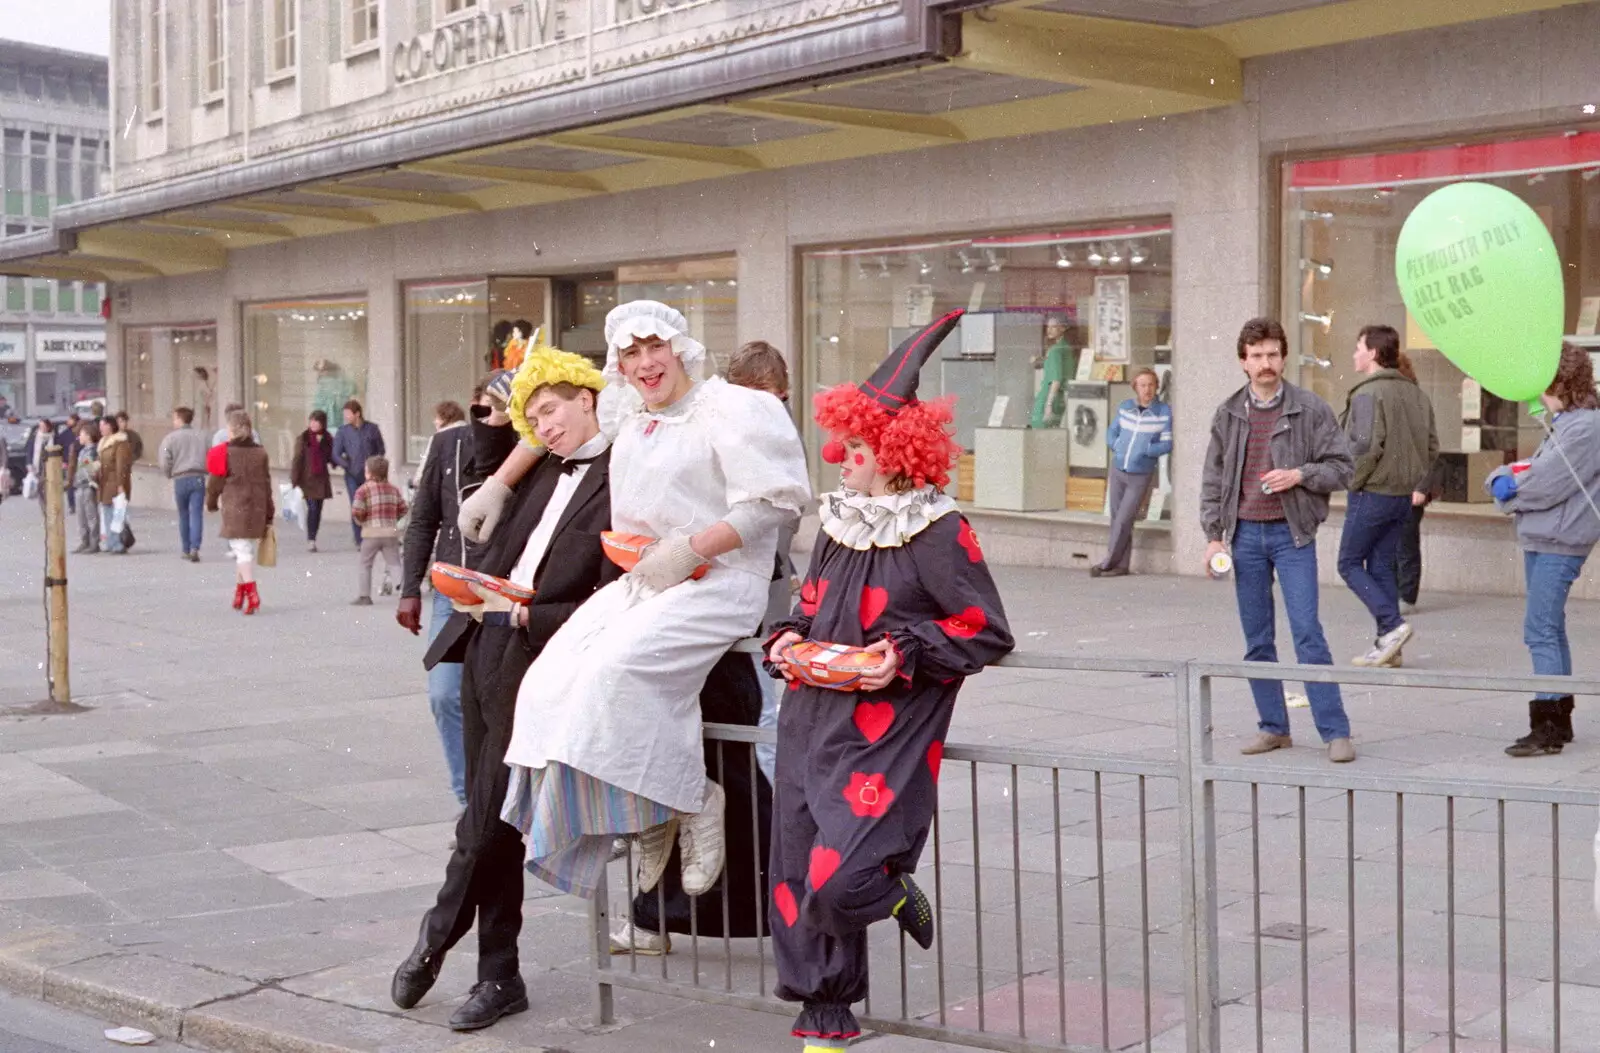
[857,309,965,415]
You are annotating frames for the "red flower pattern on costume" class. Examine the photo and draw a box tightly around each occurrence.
[844,772,896,818]
[798,579,830,617]
[957,519,984,563]
[936,605,987,640]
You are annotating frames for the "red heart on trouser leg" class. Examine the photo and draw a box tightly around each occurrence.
[853,701,894,743]
[808,846,841,890]
[773,882,799,927]
[927,741,944,781]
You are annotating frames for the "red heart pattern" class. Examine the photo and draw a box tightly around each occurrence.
[853,701,894,743]
[773,882,799,927]
[936,605,988,640]
[808,846,841,890]
[859,585,889,630]
[957,519,984,563]
[799,578,830,617]
[927,741,944,781]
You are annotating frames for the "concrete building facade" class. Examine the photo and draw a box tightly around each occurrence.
[4,0,1600,596]
[0,41,109,419]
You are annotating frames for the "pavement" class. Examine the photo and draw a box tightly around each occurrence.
[1,501,1599,1052]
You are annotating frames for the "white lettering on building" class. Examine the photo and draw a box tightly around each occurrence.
[393,1,568,85]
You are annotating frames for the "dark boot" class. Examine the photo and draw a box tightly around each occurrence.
[390,922,446,1010]
[1506,699,1565,758]
[1555,695,1575,745]
[891,875,934,950]
[448,977,528,1031]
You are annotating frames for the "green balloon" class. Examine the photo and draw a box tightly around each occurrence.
[1394,182,1564,402]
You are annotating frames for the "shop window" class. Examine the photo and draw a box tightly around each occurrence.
[0,363,22,419]
[124,324,220,463]
[1284,130,1600,505]
[553,257,739,369]
[803,225,1174,518]
[244,297,367,468]
[348,0,379,50]
[401,278,549,462]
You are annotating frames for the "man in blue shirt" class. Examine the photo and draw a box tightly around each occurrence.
[333,398,385,545]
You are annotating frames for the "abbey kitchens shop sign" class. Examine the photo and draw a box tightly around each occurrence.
[392,0,897,85]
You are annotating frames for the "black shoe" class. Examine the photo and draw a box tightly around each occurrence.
[1099,566,1129,578]
[1088,565,1104,578]
[448,977,528,1031]
[892,875,934,950]
[1506,699,1565,758]
[390,926,446,1010]
[1555,695,1575,745]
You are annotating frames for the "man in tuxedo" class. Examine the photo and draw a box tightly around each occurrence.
[390,347,617,1032]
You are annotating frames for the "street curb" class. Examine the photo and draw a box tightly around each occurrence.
[0,940,543,1053]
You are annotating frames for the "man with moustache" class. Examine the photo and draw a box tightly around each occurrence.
[390,344,619,1032]
[1200,317,1357,764]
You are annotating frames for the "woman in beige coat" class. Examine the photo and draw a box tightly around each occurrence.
[206,411,274,614]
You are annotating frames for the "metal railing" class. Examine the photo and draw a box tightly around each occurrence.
[584,653,1600,1053]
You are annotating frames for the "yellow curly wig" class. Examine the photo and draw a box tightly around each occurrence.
[507,344,607,447]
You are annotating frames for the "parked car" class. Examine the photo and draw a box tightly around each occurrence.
[1,415,34,496]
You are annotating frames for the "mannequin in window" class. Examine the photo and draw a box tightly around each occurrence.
[1029,315,1071,430]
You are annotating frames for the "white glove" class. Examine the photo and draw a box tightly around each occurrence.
[459,477,511,544]
[462,582,516,622]
[632,536,705,592]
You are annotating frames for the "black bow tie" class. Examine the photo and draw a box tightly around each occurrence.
[559,455,598,476]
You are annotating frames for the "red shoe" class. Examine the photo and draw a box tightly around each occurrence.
[232,583,246,610]
[243,582,260,616]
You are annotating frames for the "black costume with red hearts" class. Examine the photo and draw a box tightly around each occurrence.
[763,499,1012,1041]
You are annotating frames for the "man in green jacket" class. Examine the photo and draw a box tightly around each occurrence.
[1337,324,1438,668]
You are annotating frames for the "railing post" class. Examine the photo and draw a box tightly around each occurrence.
[591,867,615,1026]
[1175,661,1221,1053]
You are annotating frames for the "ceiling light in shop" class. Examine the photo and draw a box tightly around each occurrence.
[1301,209,1335,224]
[983,249,1003,273]
[1301,258,1334,277]
[1299,353,1331,369]
[1055,247,1072,269]
[957,249,974,275]
[915,254,932,276]
[878,256,892,279]
[1086,244,1105,265]
[1299,311,1333,332]
[1107,247,1124,265]
[1129,245,1147,265]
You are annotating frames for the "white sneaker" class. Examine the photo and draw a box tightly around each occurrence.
[678,781,726,897]
[634,816,678,894]
[609,921,671,956]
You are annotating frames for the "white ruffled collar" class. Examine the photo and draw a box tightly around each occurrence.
[819,486,958,550]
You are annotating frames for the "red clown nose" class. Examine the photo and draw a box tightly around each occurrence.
[821,440,846,465]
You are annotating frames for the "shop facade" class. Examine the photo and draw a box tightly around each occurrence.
[6,1,1600,595]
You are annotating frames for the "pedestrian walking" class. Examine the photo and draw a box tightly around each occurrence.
[24,417,57,510]
[60,414,80,515]
[290,411,334,552]
[210,403,258,446]
[351,455,405,606]
[1093,367,1173,577]
[1200,317,1356,763]
[398,400,475,810]
[1336,325,1438,666]
[764,311,1015,1049]
[71,423,99,553]
[95,415,134,554]
[207,411,273,615]
[114,411,144,463]
[157,407,211,562]
[333,399,384,545]
[1488,343,1600,758]
[1393,352,1443,611]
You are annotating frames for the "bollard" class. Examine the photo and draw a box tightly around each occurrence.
[41,444,70,705]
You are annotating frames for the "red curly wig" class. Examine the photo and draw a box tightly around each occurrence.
[813,383,960,491]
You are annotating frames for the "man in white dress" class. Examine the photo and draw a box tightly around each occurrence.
[496,300,812,903]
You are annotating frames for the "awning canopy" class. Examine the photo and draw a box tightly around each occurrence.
[1,0,1589,283]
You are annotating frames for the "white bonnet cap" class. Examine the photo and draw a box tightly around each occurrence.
[602,300,708,386]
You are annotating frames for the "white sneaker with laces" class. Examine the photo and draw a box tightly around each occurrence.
[609,921,671,956]
[678,780,726,897]
[634,816,678,894]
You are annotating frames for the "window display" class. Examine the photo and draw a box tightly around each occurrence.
[244,298,368,469]
[554,257,738,370]
[123,324,218,462]
[803,224,1173,518]
[1284,129,1600,504]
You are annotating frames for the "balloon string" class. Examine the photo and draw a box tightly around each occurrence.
[1535,416,1600,527]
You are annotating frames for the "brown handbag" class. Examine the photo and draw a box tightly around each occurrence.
[257,524,278,568]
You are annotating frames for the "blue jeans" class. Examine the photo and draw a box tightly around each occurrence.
[345,472,363,544]
[427,589,468,805]
[174,475,206,554]
[1337,490,1412,636]
[1524,550,1588,700]
[1231,520,1350,742]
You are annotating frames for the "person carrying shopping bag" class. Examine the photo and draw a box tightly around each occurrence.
[207,411,275,615]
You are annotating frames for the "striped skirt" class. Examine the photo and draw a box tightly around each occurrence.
[501,761,676,898]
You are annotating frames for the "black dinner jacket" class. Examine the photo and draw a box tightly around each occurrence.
[423,443,620,668]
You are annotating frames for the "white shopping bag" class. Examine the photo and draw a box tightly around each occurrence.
[109,493,128,534]
[21,468,37,500]
[278,483,306,528]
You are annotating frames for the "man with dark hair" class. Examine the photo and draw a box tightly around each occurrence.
[1201,317,1356,764]
[399,398,478,811]
[334,398,385,545]
[1337,324,1437,667]
[159,406,210,561]
[114,411,144,462]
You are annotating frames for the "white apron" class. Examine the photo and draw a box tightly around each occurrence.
[504,379,810,814]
